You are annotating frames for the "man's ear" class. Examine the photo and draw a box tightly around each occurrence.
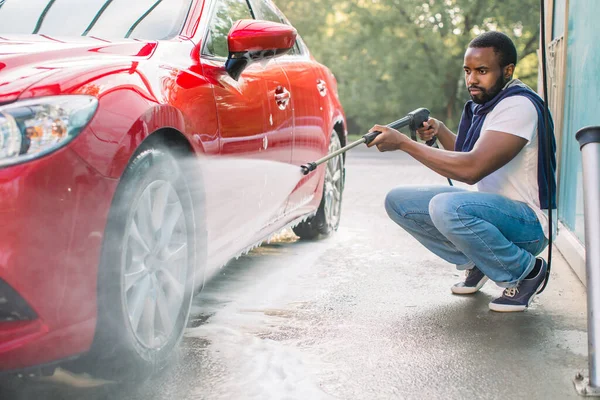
[504,63,515,79]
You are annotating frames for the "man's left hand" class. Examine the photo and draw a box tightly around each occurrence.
[366,125,409,152]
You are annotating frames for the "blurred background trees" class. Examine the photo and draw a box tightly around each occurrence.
[277,0,540,133]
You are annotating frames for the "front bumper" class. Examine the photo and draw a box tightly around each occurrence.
[0,141,117,371]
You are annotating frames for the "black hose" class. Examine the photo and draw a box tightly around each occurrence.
[537,0,553,294]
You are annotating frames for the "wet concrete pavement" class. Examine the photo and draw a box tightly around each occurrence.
[1,146,589,399]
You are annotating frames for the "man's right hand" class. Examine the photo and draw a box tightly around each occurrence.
[417,118,442,142]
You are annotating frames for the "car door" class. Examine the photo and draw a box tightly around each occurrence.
[199,0,293,264]
[202,0,293,163]
[248,0,328,215]
[277,50,329,216]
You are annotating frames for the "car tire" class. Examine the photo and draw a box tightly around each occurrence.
[293,131,344,240]
[78,144,198,381]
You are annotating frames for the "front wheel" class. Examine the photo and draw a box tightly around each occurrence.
[293,131,344,239]
[78,145,197,381]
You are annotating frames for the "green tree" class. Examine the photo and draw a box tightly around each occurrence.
[278,0,540,133]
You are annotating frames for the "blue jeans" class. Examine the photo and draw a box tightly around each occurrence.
[385,186,548,287]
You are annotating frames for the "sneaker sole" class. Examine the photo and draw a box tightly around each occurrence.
[451,277,489,295]
[488,278,546,312]
[488,302,527,312]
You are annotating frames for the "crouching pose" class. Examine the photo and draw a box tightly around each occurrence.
[368,31,556,312]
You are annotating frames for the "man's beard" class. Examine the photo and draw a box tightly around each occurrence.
[469,75,508,104]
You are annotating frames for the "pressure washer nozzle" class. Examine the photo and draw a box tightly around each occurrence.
[300,162,317,175]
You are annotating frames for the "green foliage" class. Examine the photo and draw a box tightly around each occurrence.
[277,0,540,133]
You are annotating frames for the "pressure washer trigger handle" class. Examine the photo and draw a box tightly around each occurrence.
[363,130,382,146]
[409,108,431,130]
[408,107,431,142]
[425,137,438,147]
[410,129,418,142]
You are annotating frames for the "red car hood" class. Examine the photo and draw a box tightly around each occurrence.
[0,35,157,103]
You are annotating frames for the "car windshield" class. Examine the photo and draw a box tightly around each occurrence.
[0,0,194,40]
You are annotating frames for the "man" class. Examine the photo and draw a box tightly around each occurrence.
[368,31,556,312]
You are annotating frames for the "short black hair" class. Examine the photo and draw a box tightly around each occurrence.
[468,31,518,67]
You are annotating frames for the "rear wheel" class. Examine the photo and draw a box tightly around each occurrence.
[293,131,344,239]
[78,145,197,381]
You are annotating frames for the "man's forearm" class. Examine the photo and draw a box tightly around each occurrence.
[436,122,457,150]
[399,140,477,184]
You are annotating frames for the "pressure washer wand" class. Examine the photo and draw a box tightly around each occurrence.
[301,108,431,175]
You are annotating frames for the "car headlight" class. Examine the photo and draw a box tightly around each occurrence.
[0,95,98,168]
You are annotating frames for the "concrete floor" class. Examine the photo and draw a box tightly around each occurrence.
[1,145,590,400]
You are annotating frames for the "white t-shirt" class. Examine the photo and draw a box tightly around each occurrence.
[476,95,556,239]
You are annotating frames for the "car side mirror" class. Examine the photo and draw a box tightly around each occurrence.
[225,19,297,81]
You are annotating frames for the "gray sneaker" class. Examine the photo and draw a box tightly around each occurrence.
[489,258,548,312]
[451,267,488,294]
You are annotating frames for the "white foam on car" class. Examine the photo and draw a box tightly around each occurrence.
[179,155,310,276]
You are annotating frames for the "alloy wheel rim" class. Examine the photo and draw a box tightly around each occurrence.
[324,134,343,230]
[122,180,188,349]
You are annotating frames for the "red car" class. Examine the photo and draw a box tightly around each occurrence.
[0,0,346,380]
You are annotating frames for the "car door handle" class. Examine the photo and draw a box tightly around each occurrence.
[317,79,327,97]
[275,86,291,110]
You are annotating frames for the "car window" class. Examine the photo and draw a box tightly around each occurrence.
[247,0,282,24]
[291,39,302,56]
[290,39,301,56]
[204,0,254,58]
[0,0,193,40]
